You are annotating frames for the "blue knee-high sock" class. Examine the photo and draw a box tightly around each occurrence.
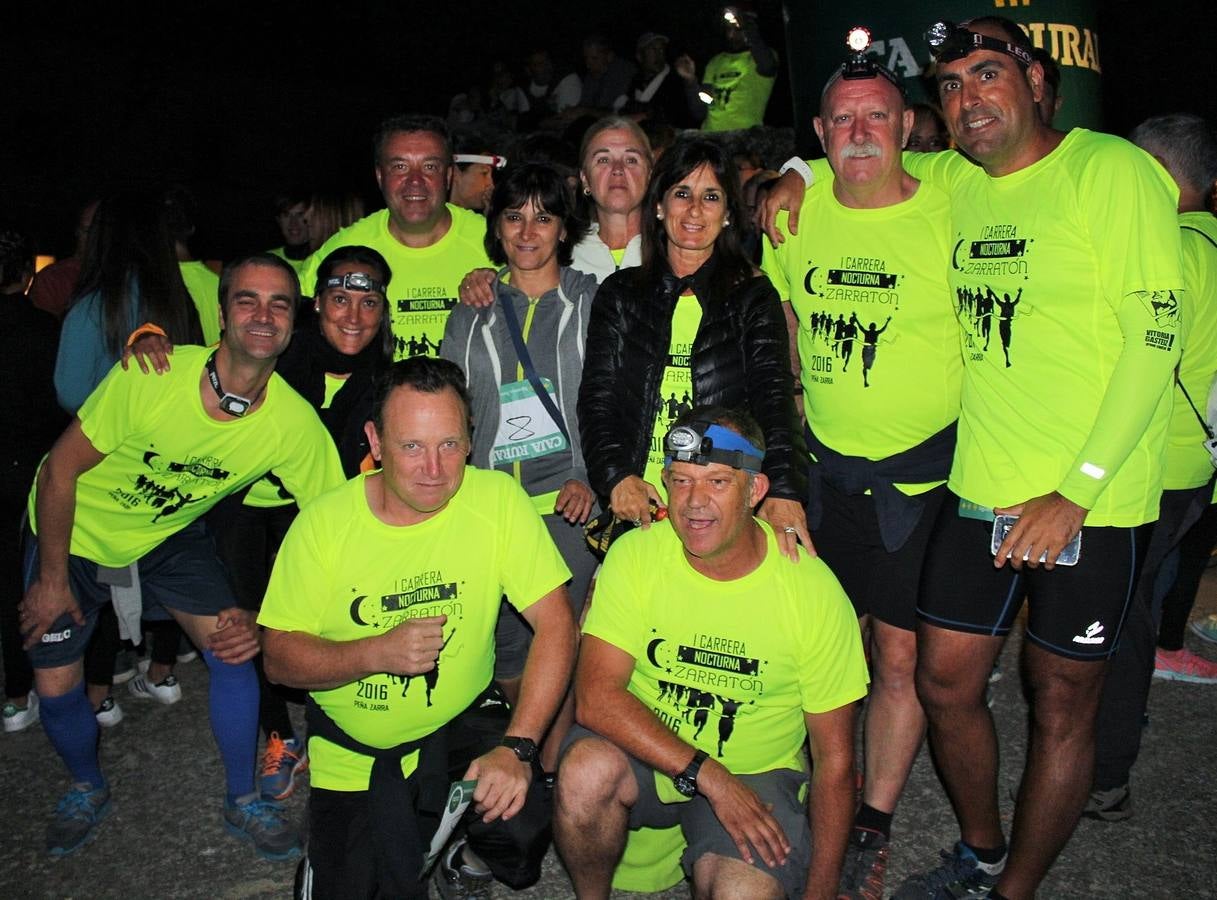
[40,686,105,789]
[202,650,259,802]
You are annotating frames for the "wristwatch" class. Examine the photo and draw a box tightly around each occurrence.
[672,749,709,798]
[500,735,539,762]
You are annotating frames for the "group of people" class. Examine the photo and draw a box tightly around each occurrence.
[4,11,1217,900]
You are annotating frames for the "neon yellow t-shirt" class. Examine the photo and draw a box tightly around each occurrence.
[178,261,222,345]
[701,50,776,133]
[643,296,701,499]
[585,518,868,782]
[761,179,960,494]
[300,207,493,361]
[1166,213,1217,490]
[29,345,344,567]
[900,130,1184,525]
[258,468,571,790]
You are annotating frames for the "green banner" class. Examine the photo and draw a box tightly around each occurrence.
[783,1,1101,154]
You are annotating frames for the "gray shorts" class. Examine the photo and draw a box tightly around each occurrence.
[23,518,238,668]
[561,725,811,898]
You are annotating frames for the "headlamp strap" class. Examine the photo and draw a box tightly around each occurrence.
[206,351,259,418]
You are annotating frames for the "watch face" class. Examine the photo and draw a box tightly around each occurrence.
[503,736,538,762]
[672,774,697,798]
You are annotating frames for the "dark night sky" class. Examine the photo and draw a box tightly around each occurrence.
[2,1,1213,260]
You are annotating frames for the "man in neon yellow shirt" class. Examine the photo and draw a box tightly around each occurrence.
[1092,113,1217,819]
[677,6,777,132]
[19,253,344,860]
[760,47,960,900]
[555,408,867,900]
[260,357,576,899]
[301,115,493,361]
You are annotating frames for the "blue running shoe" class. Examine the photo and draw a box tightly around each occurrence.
[224,794,302,861]
[47,782,111,856]
[891,841,1003,899]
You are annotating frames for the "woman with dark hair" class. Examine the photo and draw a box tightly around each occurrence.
[441,162,597,771]
[578,135,811,559]
[55,190,203,414]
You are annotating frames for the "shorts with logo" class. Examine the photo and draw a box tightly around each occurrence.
[917,492,1151,660]
[23,518,238,668]
[813,481,947,631]
[561,724,811,897]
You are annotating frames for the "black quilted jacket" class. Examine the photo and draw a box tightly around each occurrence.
[577,254,808,503]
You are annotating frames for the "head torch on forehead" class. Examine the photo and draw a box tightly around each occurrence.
[823,26,905,98]
[323,272,385,294]
[453,153,508,169]
[924,21,1033,67]
[664,422,765,474]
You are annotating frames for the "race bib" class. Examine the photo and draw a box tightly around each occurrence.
[492,378,568,465]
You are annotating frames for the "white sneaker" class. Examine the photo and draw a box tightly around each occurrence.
[128,673,182,705]
[3,691,39,733]
[95,696,124,728]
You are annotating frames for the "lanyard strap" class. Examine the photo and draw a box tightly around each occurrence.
[497,285,570,443]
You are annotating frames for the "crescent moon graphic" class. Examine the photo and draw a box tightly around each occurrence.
[646,637,665,667]
[951,239,965,271]
[803,266,819,296]
[349,596,369,626]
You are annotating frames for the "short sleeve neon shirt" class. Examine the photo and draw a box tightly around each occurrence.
[258,468,571,790]
[643,296,702,499]
[29,345,344,567]
[300,207,493,361]
[584,519,868,778]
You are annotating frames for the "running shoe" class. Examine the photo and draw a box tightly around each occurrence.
[95,696,124,728]
[1152,647,1217,684]
[47,781,111,856]
[3,691,39,733]
[259,732,309,801]
[433,837,493,899]
[1083,783,1132,822]
[223,794,302,861]
[128,672,182,704]
[1189,614,1217,644]
[838,827,889,900]
[891,842,1003,899]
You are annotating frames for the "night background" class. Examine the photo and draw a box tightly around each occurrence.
[3,1,1213,261]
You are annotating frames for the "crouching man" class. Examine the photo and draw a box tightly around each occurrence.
[260,357,576,898]
[555,407,868,899]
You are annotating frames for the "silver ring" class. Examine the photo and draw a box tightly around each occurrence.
[783,526,798,534]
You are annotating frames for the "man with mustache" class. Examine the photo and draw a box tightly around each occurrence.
[760,36,960,900]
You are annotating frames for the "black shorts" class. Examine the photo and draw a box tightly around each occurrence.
[917,493,1150,660]
[813,482,946,631]
[23,519,238,669]
[561,724,811,898]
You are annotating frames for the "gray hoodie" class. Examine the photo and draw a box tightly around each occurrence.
[441,266,597,498]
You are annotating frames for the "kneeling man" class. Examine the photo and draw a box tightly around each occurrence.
[555,407,868,899]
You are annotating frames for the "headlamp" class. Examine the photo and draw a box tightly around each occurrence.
[823,25,905,97]
[322,272,385,294]
[924,21,1033,67]
[723,8,739,28]
[453,153,508,170]
[664,421,764,474]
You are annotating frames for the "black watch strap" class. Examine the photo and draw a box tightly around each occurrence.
[500,735,539,762]
[673,749,709,797]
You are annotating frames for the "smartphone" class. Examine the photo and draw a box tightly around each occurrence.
[990,514,1081,566]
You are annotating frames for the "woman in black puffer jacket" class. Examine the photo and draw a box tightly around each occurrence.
[578,136,810,560]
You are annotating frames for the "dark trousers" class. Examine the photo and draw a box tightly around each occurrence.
[1094,483,1212,789]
